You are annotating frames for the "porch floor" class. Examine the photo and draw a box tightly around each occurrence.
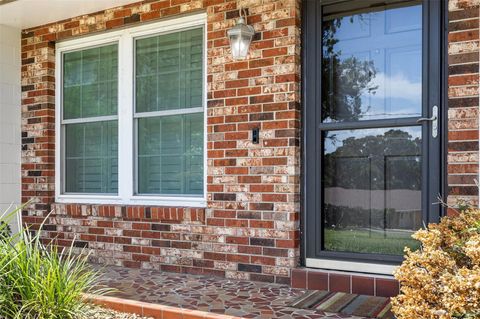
[95,265,370,319]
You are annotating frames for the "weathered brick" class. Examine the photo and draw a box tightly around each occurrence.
[447,1,479,209]
[238,263,262,273]
[250,237,275,247]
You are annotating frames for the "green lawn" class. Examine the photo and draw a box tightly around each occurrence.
[324,228,420,255]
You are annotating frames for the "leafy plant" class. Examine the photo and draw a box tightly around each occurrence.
[392,208,480,319]
[0,206,109,319]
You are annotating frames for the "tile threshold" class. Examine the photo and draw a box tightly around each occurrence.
[85,294,241,319]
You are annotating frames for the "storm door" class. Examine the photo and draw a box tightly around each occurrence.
[303,0,443,270]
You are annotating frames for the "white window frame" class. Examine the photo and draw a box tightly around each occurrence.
[55,13,207,207]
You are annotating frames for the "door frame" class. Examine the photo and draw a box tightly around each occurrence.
[300,0,448,273]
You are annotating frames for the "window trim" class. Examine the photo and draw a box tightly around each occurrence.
[55,13,207,207]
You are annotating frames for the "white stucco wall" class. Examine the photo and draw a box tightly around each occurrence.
[0,24,21,232]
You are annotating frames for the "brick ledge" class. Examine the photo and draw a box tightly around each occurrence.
[51,203,206,224]
[84,294,242,319]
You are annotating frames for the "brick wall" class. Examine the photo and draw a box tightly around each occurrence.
[20,0,480,285]
[21,0,301,283]
[447,0,479,212]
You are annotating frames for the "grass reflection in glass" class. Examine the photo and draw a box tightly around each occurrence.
[324,228,420,255]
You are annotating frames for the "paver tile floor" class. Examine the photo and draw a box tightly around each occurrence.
[96,265,371,319]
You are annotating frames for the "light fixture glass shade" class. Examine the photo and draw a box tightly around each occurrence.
[227,17,255,60]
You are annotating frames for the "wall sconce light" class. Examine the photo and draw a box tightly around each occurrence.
[227,9,255,60]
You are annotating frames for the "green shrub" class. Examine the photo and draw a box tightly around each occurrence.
[0,206,109,319]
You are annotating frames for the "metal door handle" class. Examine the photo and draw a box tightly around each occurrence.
[416,105,438,138]
[416,115,437,123]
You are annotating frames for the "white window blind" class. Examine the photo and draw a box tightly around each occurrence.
[62,44,118,194]
[135,28,204,196]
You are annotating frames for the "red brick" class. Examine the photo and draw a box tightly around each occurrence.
[249,58,274,68]
[106,18,124,29]
[204,252,226,261]
[226,236,248,245]
[238,87,261,95]
[225,219,248,227]
[151,1,170,10]
[224,132,249,141]
[141,11,161,21]
[276,18,297,28]
[238,69,262,78]
[250,185,274,192]
[214,123,236,132]
[238,245,262,255]
[225,97,248,105]
[161,6,180,16]
[262,47,288,57]
[225,79,249,88]
[448,30,479,42]
[207,218,225,226]
[226,254,250,263]
[225,61,248,71]
[113,8,132,18]
[250,220,274,228]
[225,114,248,123]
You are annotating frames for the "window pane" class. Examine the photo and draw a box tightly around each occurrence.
[137,113,203,195]
[63,44,118,119]
[135,28,203,113]
[322,127,422,255]
[65,121,118,193]
[321,2,422,122]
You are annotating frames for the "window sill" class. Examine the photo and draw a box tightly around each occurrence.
[55,195,207,208]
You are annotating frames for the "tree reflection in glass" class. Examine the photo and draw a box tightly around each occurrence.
[322,4,422,122]
[323,128,422,255]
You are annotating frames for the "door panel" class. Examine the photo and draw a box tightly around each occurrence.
[303,0,443,266]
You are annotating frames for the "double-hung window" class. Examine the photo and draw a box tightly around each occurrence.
[56,14,206,206]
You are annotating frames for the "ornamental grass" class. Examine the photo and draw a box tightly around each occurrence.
[0,206,109,319]
[392,207,480,319]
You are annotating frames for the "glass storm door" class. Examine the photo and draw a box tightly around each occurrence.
[304,0,443,269]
